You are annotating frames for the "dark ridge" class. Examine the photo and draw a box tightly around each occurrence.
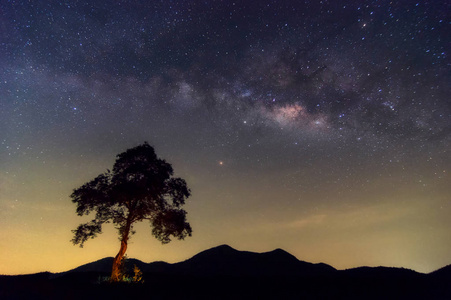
[186,244,239,261]
[262,248,298,260]
[429,264,451,277]
[56,244,337,277]
[340,266,423,279]
[64,257,114,273]
[166,244,336,277]
[56,257,151,277]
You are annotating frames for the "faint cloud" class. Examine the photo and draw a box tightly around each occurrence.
[285,214,327,229]
[249,214,327,233]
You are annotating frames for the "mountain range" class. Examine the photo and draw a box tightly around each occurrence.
[2,244,451,299]
[62,244,336,277]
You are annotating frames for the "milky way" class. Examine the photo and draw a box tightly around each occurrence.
[1,1,450,274]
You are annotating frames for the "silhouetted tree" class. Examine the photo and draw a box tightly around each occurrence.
[71,142,192,282]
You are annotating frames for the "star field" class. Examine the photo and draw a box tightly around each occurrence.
[1,0,450,274]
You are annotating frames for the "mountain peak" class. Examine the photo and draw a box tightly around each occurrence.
[269,248,293,256]
[261,248,300,264]
[188,244,238,262]
[211,244,236,251]
[199,244,237,254]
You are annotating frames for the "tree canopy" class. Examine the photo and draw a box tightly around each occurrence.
[71,142,192,281]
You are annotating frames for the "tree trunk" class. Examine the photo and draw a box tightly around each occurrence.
[111,239,128,282]
[111,216,132,282]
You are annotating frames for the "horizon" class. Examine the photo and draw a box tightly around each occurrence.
[1,1,450,276]
[2,243,449,276]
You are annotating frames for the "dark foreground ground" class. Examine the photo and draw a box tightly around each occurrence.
[1,270,451,300]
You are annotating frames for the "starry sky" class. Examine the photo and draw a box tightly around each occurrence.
[1,0,450,275]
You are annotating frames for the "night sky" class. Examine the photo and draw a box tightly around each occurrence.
[1,0,450,275]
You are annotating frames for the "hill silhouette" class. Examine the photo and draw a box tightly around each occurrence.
[59,244,336,277]
[150,244,336,276]
[430,263,451,278]
[2,245,451,299]
[58,257,150,275]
